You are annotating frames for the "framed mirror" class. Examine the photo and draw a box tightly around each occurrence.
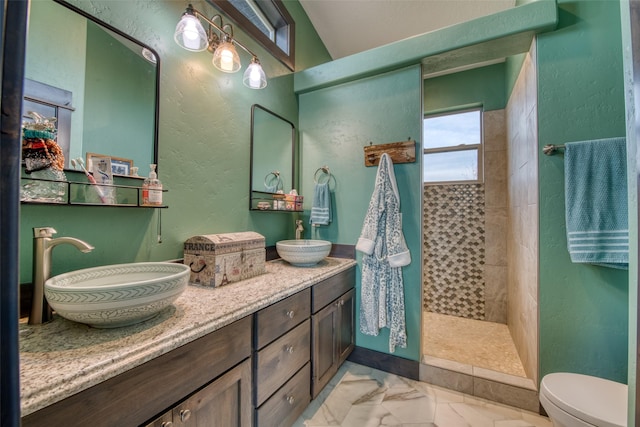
[23,0,159,177]
[250,104,296,210]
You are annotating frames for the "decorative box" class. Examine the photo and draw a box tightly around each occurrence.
[183,231,266,287]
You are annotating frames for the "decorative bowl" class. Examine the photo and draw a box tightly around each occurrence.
[276,239,332,267]
[44,262,190,328]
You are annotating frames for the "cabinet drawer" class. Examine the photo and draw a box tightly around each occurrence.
[255,319,310,406]
[255,288,310,348]
[312,267,355,313]
[256,363,311,427]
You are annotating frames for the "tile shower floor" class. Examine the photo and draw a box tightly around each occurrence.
[423,312,527,378]
[293,361,551,427]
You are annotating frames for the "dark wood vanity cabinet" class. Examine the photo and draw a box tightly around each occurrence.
[22,316,252,427]
[252,266,355,427]
[144,359,252,427]
[311,267,356,398]
[253,288,311,427]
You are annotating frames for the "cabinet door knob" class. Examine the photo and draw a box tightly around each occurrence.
[161,422,173,427]
[286,395,295,405]
[286,310,295,319]
[179,409,191,422]
[285,345,295,354]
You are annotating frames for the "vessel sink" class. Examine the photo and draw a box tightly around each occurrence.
[44,262,190,328]
[276,239,332,267]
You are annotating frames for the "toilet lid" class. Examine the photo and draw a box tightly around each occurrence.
[540,373,627,427]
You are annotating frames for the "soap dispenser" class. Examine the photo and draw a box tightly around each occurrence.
[143,164,162,205]
[142,173,150,205]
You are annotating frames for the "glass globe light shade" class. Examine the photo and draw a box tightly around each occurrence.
[243,58,267,89]
[212,41,241,73]
[174,13,208,52]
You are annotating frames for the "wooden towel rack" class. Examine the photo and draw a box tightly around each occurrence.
[363,139,416,167]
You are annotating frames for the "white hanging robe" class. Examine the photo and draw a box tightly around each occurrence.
[356,153,411,353]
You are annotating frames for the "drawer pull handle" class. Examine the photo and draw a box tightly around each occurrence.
[286,310,295,319]
[161,422,173,427]
[285,345,295,354]
[180,409,191,422]
[336,299,345,307]
[287,395,296,405]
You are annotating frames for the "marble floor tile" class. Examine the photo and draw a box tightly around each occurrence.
[381,387,437,423]
[293,362,551,427]
[341,404,404,427]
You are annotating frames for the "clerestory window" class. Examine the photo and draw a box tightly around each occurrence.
[423,108,483,184]
[208,0,295,71]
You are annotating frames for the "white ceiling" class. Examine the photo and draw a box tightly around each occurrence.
[299,0,517,60]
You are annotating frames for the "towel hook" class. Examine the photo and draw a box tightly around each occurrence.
[264,170,282,192]
[543,144,565,156]
[314,165,331,184]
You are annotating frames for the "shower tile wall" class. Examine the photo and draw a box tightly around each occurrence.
[423,184,486,319]
[423,112,508,322]
[484,110,508,323]
[506,41,539,383]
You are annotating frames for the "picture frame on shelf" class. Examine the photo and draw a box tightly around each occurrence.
[86,153,134,177]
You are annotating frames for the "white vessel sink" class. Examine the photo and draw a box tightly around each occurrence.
[276,239,332,267]
[44,262,190,328]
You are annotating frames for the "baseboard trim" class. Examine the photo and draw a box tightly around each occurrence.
[347,346,420,381]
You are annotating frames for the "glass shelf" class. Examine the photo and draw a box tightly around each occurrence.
[20,176,167,208]
[250,190,302,212]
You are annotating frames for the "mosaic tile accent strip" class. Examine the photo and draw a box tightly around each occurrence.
[423,184,485,319]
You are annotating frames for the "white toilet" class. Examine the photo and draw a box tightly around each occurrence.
[539,372,627,427]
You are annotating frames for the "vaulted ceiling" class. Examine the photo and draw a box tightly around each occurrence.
[299,0,516,60]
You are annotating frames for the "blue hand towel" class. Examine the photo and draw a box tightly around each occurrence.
[564,137,628,269]
[310,182,331,226]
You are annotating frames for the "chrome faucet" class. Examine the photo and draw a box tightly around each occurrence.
[29,227,94,325]
[295,219,304,240]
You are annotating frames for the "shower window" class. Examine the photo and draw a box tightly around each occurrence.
[423,108,483,184]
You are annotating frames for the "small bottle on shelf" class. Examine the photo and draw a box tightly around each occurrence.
[147,164,163,205]
[142,173,150,205]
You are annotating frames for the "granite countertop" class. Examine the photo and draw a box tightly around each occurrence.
[19,257,357,417]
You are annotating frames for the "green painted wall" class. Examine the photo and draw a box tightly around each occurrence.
[537,0,629,383]
[503,0,535,96]
[298,66,423,360]
[286,0,332,70]
[19,0,331,283]
[424,62,506,114]
[504,53,527,101]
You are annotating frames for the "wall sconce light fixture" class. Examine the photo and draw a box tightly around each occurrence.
[174,4,267,89]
